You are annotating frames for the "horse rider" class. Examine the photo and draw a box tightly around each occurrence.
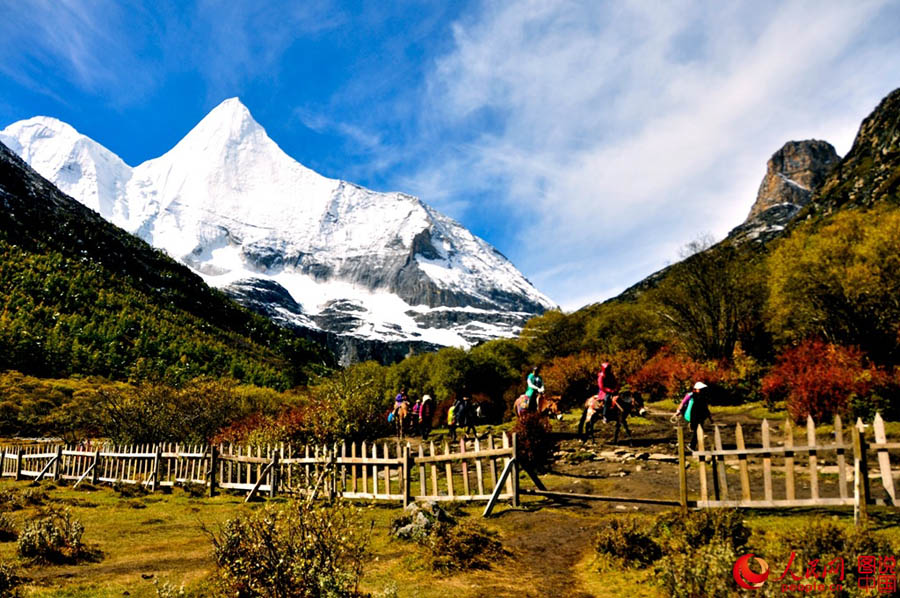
[393,388,409,418]
[526,366,545,412]
[598,362,618,423]
[673,381,713,451]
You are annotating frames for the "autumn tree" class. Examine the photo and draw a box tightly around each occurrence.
[767,206,900,363]
[649,236,767,361]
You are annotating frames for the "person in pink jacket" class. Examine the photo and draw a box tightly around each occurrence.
[598,362,618,423]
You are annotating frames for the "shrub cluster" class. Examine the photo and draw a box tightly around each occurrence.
[761,339,895,422]
[0,513,17,542]
[16,508,95,564]
[627,349,720,402]
[209,500,369,598]
[593,515,662,569]
[512,412,555,472]
[595,510,896,598]
[390,503,507,573]
[0,563,23,598]
[425,521,508,573]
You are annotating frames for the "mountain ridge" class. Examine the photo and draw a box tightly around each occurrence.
[3,99,555,363]
[0,139,330,385]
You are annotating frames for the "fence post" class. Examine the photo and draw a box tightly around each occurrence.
[0,448,5,479]
[873,413,895,504]
[328,447,335,501]
[208,445,218,497]
[677,426,688,516]
[91,449,100,485]
[784,419,795,501]
[402,444,411,507]
[269,449,279,499]
[149,445,160,492]
[14,448,22,481]
[53,445,62,481]
[853,421,870,527]
[511,433,520,508]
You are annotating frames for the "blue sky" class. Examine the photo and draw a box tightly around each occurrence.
[2,1,900,310]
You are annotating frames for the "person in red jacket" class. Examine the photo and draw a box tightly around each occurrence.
[598,362,618,423]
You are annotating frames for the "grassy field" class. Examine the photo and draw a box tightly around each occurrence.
[5,402,900,598]
[4,476,900,597]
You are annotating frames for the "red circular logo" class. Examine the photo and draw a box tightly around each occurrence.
[733,553,770,589]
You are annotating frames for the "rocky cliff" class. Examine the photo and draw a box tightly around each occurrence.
[728,140,840,244]
[812,87,900,211]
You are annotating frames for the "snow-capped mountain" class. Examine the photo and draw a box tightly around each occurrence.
[3,99,555,362]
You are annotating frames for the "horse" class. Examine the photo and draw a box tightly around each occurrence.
[393,401,410,439]
[577,392,647,443]
[514,393,563,420]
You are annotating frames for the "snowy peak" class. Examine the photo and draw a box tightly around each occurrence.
[167,97,266,156]
[1,116,133,218]
[3,99,555,358]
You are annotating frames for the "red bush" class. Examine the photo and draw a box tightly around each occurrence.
[761,339,887,422]
[628,348,720,401]
[540,349,646,408]
[212,406,311,445]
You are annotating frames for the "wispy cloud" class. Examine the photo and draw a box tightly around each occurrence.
[0,1,161,105]
[4,1,899,311]
[413,0,900,309]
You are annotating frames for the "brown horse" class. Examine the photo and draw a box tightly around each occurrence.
[393,401,410,439]
[578,392,646,443]
[514,393,563,420]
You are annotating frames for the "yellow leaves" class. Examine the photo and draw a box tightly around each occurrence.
[766,204,900,359]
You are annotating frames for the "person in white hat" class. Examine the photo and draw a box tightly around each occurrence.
[673,381,713,450]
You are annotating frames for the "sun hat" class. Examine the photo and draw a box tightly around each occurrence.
[693,381,708,390]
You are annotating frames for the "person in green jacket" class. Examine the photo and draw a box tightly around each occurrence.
[526,366,545,412]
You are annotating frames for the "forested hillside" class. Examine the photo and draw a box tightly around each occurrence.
[0,141,332,388]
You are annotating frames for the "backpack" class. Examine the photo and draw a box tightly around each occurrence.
[684,394,694,423]
[448,405,456,425]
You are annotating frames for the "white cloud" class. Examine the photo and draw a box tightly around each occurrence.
[416,0,900,309]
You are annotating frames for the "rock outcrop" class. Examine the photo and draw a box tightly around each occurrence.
[729,140,839,244]
[813,87,900,211]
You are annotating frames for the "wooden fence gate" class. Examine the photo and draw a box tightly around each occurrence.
[683,414,899,524]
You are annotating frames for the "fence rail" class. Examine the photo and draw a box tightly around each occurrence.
[0,433,517,509]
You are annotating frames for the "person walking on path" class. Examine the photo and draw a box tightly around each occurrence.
[420,395,434,440]
[448,398,461,442]
[673,381,713,451]
[461,396,477,438]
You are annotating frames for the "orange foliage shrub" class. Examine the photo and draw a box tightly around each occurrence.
[761,339,888,422]
[540,350,645,408]
[627,348,721,402]
[512,412,554,471]
[212,406,312,446]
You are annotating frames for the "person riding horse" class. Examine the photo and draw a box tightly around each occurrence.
[525,366,545,412]
[393,389,411,438]
[597,362,618,423]
[578,388,646,443]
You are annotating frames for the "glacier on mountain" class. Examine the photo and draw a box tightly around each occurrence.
[2,98,555,361]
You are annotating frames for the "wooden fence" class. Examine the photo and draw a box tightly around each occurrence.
[0,433,518,510]
[682,414,898,523]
